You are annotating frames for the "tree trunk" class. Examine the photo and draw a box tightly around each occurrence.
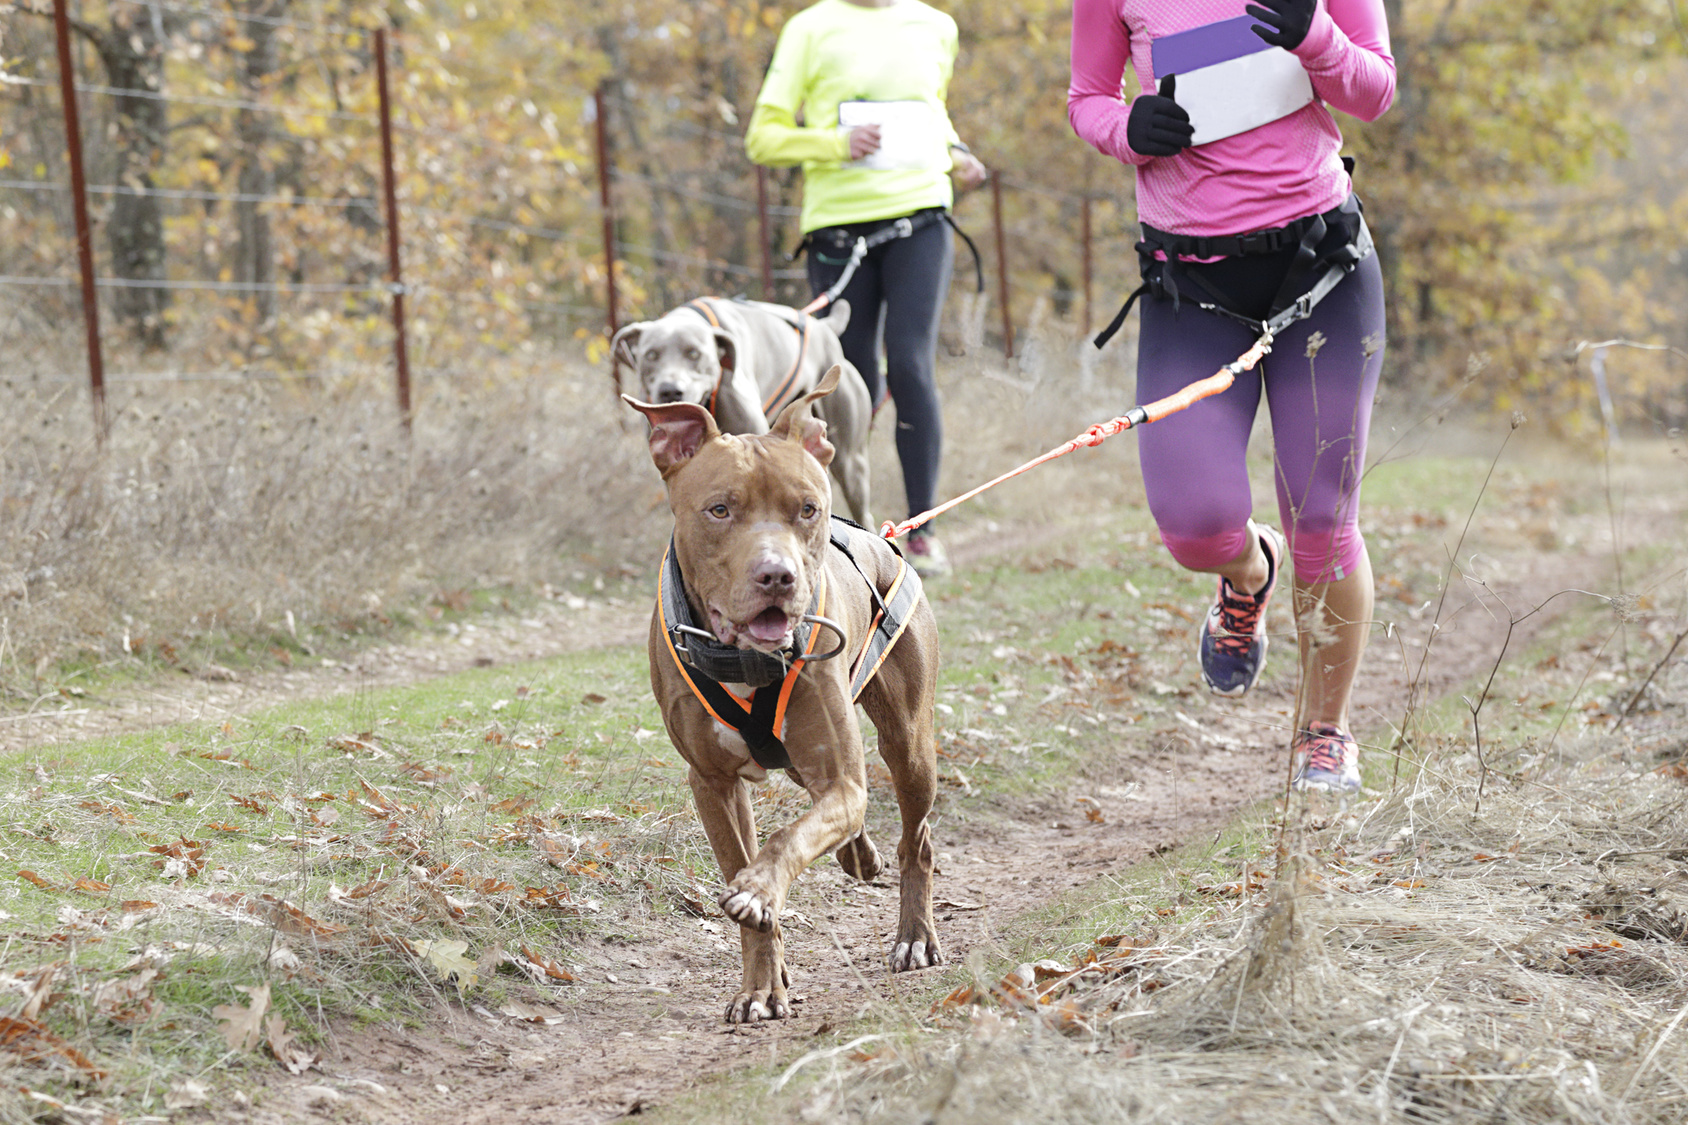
[597,27,677,308]
[91,4,171,349]
[234,1,289,331]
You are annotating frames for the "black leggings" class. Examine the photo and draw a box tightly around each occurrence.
[806,217,952,519]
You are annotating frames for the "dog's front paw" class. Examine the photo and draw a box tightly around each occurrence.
[889,930,943,973]
[720,880,779,934]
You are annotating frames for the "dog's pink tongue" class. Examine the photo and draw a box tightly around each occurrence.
[746,608,790,645]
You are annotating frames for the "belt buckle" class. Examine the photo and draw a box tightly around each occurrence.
[1237,234,1267,255]
[892,217,914,238]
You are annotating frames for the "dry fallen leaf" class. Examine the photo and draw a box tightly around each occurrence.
[253,894,349,941]
[266,1013,320,1074]
[165,1078,210,1109]
[93,968,159,1025]
[213,983,271,1053]
[517,945,577,983]
[414,939,477,994]
[535,834,576,867]
[148,838,209,876]
[0,1015,108,1078]
[933,984,976,1011]
[20,965,58,1020]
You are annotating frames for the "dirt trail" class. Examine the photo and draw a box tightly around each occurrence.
[3,501,1655,1124]
[235,539,1591,1125]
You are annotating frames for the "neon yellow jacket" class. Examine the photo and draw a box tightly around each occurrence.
[746,0,964,233]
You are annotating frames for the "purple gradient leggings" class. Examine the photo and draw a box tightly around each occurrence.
[1136,251,1385,583]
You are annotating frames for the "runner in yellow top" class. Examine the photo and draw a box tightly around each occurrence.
[747,0,987,577]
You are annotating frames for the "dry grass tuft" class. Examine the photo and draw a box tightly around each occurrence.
[0,355,657,699]
[787,715,1688,1124]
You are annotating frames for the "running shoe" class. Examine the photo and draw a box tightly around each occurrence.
[1292,721,1362,793]
[1197,524,1285,697]
[905,528,951,578]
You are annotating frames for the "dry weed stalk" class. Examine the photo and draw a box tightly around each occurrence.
[799,733,1688,1125]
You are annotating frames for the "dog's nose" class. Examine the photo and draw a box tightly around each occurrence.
[654,383,685,404]
[752,557,796,592]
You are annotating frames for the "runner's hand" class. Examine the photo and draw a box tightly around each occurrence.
[1126,76,1193,158]
[950,149,988,193]
[848,124,882,160]
[1246,0,1316,50]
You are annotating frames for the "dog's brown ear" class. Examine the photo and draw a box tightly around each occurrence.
[621,395,720,476]
[770,365,838,468]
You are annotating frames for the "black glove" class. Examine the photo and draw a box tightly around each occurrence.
[1247,0,1316,50]
[1126,75,1193,158]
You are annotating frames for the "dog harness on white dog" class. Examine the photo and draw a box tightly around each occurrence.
[658,516,924,772]
[681,298,812,419]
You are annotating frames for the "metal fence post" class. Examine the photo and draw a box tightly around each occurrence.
[594,83,619,337]
[374,28,412,428]
[755,164,775,301]
[1081,196,1093,338]
[52,0,106,440]
[991,173,1014,359]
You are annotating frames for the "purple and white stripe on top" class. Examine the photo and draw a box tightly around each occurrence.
[1067,0,1396,238]
[1150,16,1313,146]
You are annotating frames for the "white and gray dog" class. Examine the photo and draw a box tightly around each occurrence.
[612,296,873,527]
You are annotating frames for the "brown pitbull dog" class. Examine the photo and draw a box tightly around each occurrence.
[623,365,942,1024]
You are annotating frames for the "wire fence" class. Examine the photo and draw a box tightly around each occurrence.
[2,2,1139,436]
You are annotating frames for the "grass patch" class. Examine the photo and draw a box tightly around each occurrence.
[0,647,708,1115]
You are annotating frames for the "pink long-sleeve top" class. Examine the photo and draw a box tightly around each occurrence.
[1068,0,1395,238]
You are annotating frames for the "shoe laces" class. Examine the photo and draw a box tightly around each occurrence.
[1212,580,1265,657]
[1296,722,1352,775]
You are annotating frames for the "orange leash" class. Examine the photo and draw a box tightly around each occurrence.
[879,333,1274,540]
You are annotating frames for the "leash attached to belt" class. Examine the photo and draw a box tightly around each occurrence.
[796,208,986,317]
[1093,185,1372,351]
[658,516,923,771]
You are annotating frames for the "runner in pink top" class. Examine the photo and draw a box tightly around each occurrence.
[1069,0,1393,235]
[1068,0,1395,794]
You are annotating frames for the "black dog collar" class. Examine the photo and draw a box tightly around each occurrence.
[660,540,816,689]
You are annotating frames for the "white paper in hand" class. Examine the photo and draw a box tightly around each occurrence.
[838,100,946,172]
[1150,16,1315,147]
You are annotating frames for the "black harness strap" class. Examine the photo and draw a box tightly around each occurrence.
[823,519,926,698]
[687,664,792,770]
[658,516,922,771]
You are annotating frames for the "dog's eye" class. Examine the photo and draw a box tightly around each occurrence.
[685,347,701,361]
[707,503,730,520]
[800,501,818,520]
[644,349,659,362]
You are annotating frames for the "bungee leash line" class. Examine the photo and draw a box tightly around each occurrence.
[878,332,1275,541]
